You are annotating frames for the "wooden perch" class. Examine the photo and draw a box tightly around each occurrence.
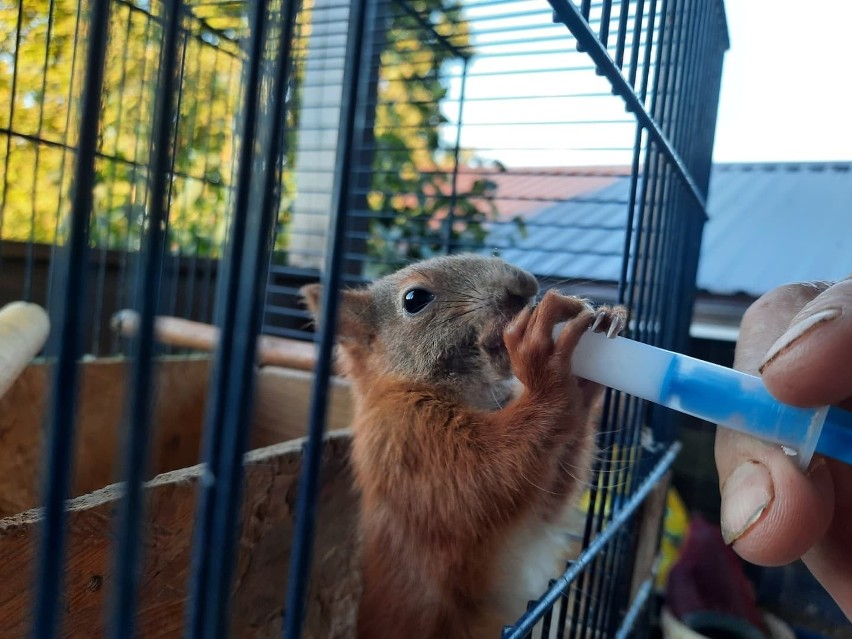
[0,302,50,400]
[111,309,320,372]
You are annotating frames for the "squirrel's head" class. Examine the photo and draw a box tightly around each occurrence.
[301,254,538,400]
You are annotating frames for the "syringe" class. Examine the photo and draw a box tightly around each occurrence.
[570,330,852,468]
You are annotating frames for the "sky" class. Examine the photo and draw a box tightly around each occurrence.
[712,0,852,163]
[445,0,852,168]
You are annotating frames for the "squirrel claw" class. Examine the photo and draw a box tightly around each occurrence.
[592,305,628,339]
[607,317,622,339]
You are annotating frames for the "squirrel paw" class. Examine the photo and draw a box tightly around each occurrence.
[504,290,593,390]
[591,305,628,338]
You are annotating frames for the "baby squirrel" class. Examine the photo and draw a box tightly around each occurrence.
[302,254,625,639]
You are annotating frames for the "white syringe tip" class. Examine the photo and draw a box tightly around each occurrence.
[569,330,671,405]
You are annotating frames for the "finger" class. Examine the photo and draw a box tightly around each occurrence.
[759,278,852,409]
[802,459,852,620]
[505,305,533,346]
[715,282,836,564]
[718,283,827,477]
[554,307,594,355]
[715,430,834,564]
[733,281,831,375]
[528,290,588,341]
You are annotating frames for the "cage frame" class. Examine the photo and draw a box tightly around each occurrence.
[0,0,729,636]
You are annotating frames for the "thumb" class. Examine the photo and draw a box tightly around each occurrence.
[715,283,836,564]
[759,277,852,409]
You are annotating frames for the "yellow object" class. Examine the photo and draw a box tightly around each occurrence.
[576,443,642,517]
[656,487,689,590]
[572,447,688,591]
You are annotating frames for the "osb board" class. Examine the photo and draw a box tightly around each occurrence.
[0,357,355,519]
[0,357,211,518]
[0,431,361,639]
[628,470,671,602]
[251,367,353,448]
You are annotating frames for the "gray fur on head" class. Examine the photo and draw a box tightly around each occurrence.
[302,254,539,407]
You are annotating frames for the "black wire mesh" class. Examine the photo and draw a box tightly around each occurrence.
[0,0,247,355]
[0,0,727,636]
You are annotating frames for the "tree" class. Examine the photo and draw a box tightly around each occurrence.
[0,0,256,258]
[0,0,505,274]
[364,0,507,277]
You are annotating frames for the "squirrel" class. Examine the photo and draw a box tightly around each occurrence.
[302,254,626,639]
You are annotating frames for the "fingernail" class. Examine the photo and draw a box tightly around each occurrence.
[759,308,842,373]
[806,454,827,477]
[720,460,774,545]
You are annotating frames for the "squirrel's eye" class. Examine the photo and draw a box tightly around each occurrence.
[403,288,435,314]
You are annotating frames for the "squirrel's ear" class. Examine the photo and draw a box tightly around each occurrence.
[300,283,323,318]
[300,283,373,340]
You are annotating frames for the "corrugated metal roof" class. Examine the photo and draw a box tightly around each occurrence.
[487,177,630,283]
[486,162,852,297]
[454,166,628,217]
[698,162,852,295]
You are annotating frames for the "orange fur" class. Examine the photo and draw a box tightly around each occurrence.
[302,255,624,638]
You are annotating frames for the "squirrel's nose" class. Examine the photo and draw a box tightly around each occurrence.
[506,293,529,313]
[509,267,539,300]
[501,268,538,314]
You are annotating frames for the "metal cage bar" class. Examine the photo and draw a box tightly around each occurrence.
[282,0,373,632]
[185,0,300,635]
[497,0,727,634]
[109,0,184,635]
[548,0,707,212]
[33,0,112,636]
[4,0,729,636]
[502,442,682,637]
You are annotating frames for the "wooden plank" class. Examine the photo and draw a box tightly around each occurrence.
[251,367,353,448]
[0,431,360,639]
[0,356,354,518]
[0,357,211,517]
[628,470,671,602]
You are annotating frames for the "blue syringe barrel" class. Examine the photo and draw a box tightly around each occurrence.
[821,407,852,464]
[663,356,828,468]
[570,331,852,468]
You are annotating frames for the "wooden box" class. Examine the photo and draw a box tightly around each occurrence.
[0,357,358,638]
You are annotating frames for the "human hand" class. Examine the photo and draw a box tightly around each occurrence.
[715,278,852,620]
